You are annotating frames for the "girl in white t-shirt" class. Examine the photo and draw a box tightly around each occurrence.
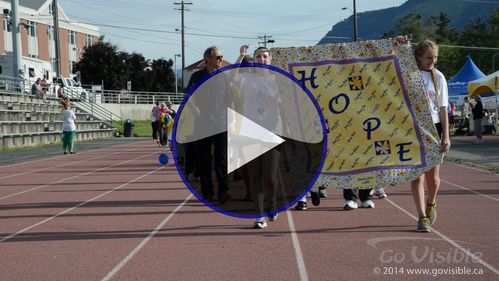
[62,100,77,154]
[412,39,451,232]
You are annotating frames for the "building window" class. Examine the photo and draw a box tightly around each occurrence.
[69,60,76,73]
[27,21,39,58]
[48,26,55,40]
[3,18,12,51]
[86,34,93,48]
[3,18,12,32]
[28,21,37,37]
[68,30,76,45]
[50,58,57,72]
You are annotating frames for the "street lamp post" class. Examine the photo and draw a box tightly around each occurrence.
[493,52,499,72]
[342,0,358,42]
[174,54,181,95]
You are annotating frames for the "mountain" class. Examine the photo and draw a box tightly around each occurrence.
[318,0,499,44]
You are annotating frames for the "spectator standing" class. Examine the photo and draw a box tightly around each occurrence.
[41,75,49,98]
[62,100,77,154]
[462,97,472,135]
[448,102,456,130]
[153,101,161,143]
[151,104,158,143]
[472,96,484,143]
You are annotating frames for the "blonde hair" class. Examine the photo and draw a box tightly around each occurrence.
[414,39,438,59]
[62,99,71,109]
[414,39,440,105]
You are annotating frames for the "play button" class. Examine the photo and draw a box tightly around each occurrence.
[172,64,327,218]
[227,108,285,174]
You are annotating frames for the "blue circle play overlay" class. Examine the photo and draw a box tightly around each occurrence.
[172,63,327,219]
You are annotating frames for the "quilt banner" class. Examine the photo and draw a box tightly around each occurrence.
[271,37,442,189]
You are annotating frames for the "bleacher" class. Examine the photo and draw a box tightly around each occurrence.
[0,92,116,148]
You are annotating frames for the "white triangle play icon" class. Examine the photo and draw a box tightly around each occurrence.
[227,108,285,174]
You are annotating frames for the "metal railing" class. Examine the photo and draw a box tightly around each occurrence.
[0,75,123,125]
[73,99,123,125]
[0,75,30,94]
[81,86,185,105]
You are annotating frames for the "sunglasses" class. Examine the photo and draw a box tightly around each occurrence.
[213,55,223,60]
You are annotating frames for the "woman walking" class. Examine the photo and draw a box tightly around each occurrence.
[411,39,450,232]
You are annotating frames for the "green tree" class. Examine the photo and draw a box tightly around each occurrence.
[466,9,499,73]
[74,38,126,90]
[124,52,149,91]
[147,58,175,92]
[383,13,431,42]
[75,37,177,92]
[431,12,459,42]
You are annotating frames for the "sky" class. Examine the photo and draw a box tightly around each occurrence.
[59,0,408,68]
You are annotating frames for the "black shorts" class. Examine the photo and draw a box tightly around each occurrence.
[434,122,442,139]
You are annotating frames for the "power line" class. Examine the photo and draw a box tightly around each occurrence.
[436,44,499,51]
[189,7,344,22]
[455,0,499,3]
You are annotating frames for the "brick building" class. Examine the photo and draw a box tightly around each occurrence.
[0,0,99,79]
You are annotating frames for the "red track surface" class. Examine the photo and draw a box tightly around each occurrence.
[0,140,498,281]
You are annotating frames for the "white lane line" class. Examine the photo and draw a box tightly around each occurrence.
[286,210,309,281]
[0,149,154,201]
[0,150,121,181]
[385,198,499,276]
[445,161,499,177]
[101,194,193,281]
[0,162,169,243]
[442,179,499,202]
[0,141,142,168]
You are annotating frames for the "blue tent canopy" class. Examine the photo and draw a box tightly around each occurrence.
[447,55,485,96]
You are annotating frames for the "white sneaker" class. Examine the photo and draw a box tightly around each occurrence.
[268,212,278,222]
[373,188,387,199]
[344,200,358,210]
[360,200,375,208]
[319,188,327,198]
[253,218,267,229]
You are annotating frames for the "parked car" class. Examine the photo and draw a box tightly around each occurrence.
[53,77,87,101]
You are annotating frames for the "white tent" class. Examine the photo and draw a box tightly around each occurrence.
[468,70,499,134]
[468,70,499,96]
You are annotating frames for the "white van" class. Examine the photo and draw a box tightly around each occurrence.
[0,54,55,93]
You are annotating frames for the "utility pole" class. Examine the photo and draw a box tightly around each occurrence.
[174,54,181,95]
[258,35,275,47]
[342,0,358,42]
[52,0,61,77]
[9,0,22,78]
[174,1,192,86]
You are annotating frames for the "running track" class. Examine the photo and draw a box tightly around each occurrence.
[0,140,497,281]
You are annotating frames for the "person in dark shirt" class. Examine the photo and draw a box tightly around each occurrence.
[472,95,484,143]
[185,46,231,204]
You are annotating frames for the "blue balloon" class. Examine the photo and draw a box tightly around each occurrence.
[159,153,169,165]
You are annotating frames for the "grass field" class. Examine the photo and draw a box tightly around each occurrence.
[112,120,153,137]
